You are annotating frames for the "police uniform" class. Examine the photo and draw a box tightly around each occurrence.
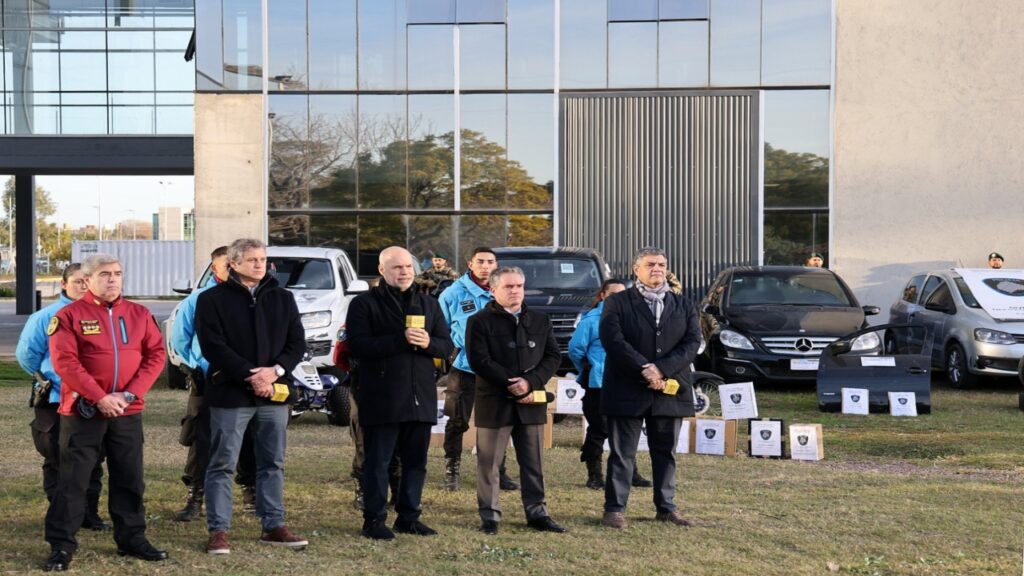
[44,293,166,560]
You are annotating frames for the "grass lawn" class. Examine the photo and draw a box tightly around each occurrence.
[0,364,1022,575]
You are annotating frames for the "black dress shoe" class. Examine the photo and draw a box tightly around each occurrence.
[499,472,519,491]
[527,516,567,533]
[631,470,653,488]
[393,519,437,536]
[480,520,499,535]
[117,541,169,561]
[361,520,396,541]
[44,550,71,572]
[82,513,112,531]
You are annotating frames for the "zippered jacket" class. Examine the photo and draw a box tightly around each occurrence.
[438,272,494,373]
[16,292,74,404]
[169,276,218,375]
[48,294,166,417]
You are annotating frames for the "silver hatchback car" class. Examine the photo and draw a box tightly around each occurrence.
[889,269,1024,387]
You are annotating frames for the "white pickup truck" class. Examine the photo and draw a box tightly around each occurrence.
[163,246,369,395]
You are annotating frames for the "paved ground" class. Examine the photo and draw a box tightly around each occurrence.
[0,299,181,359]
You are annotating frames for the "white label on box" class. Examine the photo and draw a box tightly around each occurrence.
[842,387,870,415]
[749,420,782,457]
[719,382,758,420]
[888,392,918,417]
[791,358,819,371]
[675,420,691,454]
[695,419,726,456]
[861,356,896,367]
[556,379,585,414]
[560,263,574,274]
[789,424,823,461]
[430,400,449,434]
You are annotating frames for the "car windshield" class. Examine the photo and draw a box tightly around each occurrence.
[952,277,982,308]
[728,271,853,307]
[497,257,602,291]
[268,258,334,290]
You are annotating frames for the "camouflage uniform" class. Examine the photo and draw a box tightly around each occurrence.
[415,266,460,294]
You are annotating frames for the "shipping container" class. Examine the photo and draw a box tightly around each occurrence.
[71,240,193,297]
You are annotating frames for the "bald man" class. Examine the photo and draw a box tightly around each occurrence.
[346,247,454,540]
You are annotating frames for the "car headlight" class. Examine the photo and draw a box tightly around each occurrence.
[851,331,882,352]
[301,310,332,330]
[974,328,1016,345]
[719,329,754,350]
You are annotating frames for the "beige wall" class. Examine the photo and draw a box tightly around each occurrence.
[833,0,1024,319]
[193,93,265,278]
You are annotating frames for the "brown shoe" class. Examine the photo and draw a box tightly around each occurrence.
[260,526,308,549]
[655,510,692,527]
[601,511,628,529]
[206,530,229,555]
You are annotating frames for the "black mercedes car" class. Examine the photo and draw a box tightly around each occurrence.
[699,266,880,383]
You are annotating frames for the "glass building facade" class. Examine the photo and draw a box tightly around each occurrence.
[0,0,195,135]
[196,0,832,273]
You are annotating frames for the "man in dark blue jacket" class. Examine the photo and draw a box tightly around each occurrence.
[599,247,701,530]
[347,246,453,540]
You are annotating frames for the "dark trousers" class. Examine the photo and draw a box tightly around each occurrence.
[349,391,401,490]
[580,386,608,463]
[32,403,104,510]
[605,416,681,514]
[476,424,547,523]
[180,391,256,488]
[442,369,476,458]
[45,413,147,553]
[361,422,431,524]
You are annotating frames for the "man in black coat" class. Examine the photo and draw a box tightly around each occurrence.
[467,266,566,536]
[598,247,701,530]
[347,246,453,541]
[195,238,308,554]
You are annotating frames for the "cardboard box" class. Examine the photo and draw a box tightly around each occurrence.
[693,417,738,456]
[430,387,553,450]
[789,423,825,461]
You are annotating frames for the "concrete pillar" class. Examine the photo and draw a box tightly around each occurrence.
[15,173,37,315]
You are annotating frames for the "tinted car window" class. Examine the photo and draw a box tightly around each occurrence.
[497,257,601,291]
[919,276,943,303]
[925,282,954,311]
[901,274,926,303]
[728,270,852,306]
[953,277,982,308]
[269,258,335,289]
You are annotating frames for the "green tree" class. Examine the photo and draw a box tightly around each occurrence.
[1,177,62,269]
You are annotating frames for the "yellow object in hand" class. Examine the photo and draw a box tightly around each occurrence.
[406,315,426,329]
[270,383,291,403]
[532,390,548,403]
[663,379,680,396]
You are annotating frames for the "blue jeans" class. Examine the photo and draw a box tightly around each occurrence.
[205,405,289,533]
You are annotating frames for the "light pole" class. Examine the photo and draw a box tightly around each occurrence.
[95,176,102,241]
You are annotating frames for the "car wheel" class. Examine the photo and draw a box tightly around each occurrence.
[166,360,188,390]
[327,385,352,427]
[945,343,977,389]
[693,373,723,417]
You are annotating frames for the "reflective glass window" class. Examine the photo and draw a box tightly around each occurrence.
[559,0,605,89]
[458,0,505,23]
[195,0,223,89]
[507,94,553,210]
[659,21,708,86]
[360,0,407,90]
[109,51,156,91]
[223,0,263,90]
[408,0,455,23]
[67,93,110,105]
[459,215,507,254]
[60,52,107,91]
[409,95,454,208]
[32,106,60,134]
[461,94,506,209]
[709,0,760,86]
[358,95,407,208]
[156,30,192,50]
[409,216,455,266]
[310,215,358,253]
[61,106,107,134]
[507,0,553,89]
[61,31,106,50]
[268,0,307,90]
[35,1,106,28]
[459,24,505,91]
[608,23,657,88]
[762,0,831,85]
[156,105,192,134]
[155,52,196,91]
[269,94,310,209]
[308,94,358,208]
[358,215,406,273]
[508,214,552,246]
[107,0,153,27]
[308,0,357,90]
[764,90,829,208]
[660,0,708,19]
[763,212,828,266]
[609,0,657,21]
[111,106,154,134]
[269,214,310,246]
[27,36,60,92]
[151,1,193,28]
[408,25,454,90]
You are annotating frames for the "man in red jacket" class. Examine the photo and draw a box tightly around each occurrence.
[42,253,168,572]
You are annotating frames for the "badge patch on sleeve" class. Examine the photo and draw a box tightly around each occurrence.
[460,300,477,314]
[46,316,59,336]
[79,319,102,335]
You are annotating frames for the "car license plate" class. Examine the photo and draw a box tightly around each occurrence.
[791,358,819,371]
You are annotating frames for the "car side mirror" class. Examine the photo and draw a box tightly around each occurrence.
[862,305,881,316]
[171,278,193,295]
[924,301,953,314]
[347,279,370,294]
[828,340,853,355]
[703,303,720,316]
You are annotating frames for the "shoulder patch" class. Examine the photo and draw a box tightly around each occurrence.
[46,316,59,336]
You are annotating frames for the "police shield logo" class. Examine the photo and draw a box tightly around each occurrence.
[46,316,59,336]
[851,394,861,403]
[704,428,716,440]
[760,430,772,440]
[982,278,1024,297]
[898,397,908,405]
[797,435,809,446]
[730,393,742,404]
[566,389,577,399]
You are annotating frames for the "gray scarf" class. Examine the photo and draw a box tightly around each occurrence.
[636,281,670,324]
